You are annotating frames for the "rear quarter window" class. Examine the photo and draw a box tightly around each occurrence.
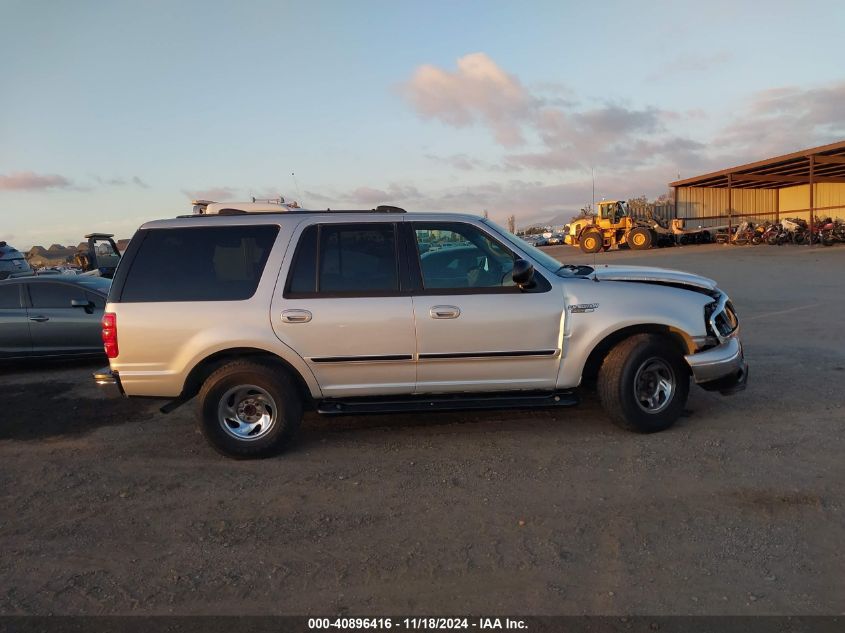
[117,225,279,302]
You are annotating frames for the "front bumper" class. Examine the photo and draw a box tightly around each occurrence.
[685,337,748,395]
[93,366,125,396]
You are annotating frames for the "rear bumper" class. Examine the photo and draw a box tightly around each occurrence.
[93,366,125,396]
[685,337,748,395]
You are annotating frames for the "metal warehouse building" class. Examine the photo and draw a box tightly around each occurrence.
[669,140,845,231]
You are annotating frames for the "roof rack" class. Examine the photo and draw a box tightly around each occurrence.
[185,201,406,217]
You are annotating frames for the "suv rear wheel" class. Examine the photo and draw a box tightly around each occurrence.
[197,361,302,458]
[597,334,689,433]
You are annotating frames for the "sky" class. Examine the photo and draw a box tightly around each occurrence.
[2,0,845,248]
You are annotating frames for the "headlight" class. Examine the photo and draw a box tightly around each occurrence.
[706,294,739,341]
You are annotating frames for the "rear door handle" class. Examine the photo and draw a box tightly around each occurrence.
[281,309,312,323]
[430,305,461,319]
[28,315,49,323]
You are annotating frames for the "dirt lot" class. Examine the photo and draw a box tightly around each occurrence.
[1,244,843,615]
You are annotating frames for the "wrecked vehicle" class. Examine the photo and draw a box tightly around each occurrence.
[75,233,122,278]
[95,201,747,458]
[0,241,33,279]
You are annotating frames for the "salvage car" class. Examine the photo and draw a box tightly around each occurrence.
[0,275,111,359]
[95,200,747,458]
[0,241,33,279]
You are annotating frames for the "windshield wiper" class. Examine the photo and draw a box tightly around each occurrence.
[556,264,594,276]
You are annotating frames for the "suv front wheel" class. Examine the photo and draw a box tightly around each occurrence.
[197,361,303,458]
[597,334,689,433]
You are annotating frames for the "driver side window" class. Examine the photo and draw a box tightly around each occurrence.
[413,224,515,290]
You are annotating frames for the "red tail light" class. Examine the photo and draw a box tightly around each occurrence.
[101,312,118,358]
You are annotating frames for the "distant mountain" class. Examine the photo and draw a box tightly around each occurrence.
[25,239,130,267]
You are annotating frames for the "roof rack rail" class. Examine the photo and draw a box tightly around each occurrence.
[374,205,406,213]
[182,201,407,217]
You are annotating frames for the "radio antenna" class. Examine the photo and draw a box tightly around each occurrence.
[291,172,303,203]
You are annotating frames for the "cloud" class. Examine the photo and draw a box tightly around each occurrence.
[646,51,732,81]
[407,53,704,175]
[93,175,150,188]
[720,83,845,159]
[182,187,239,201]
[343,183,424,206]
[304,190,334,203]
[0,171,72,191]
[403,52,534,146]
[424,153,487,171]
[406,53,845,213]
[292,58,845,227]
[319,178,590,219]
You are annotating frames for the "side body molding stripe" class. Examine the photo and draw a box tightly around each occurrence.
[310,350,559,363]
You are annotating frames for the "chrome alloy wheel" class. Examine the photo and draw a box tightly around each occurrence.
[633,357,675,414]
[217,385,277,441]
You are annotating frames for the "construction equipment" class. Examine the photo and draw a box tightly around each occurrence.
[74,233,122,278]
[575,200,672,253]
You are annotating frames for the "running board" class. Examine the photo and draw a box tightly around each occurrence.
[317,390,579,415]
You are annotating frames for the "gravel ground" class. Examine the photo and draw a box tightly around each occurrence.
[1,244,843,615]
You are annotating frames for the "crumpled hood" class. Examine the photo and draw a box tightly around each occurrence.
[590,264,719,292]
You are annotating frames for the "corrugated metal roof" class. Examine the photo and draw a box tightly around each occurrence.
[670,140,845,189]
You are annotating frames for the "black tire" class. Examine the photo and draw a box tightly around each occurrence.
[627,227,652,250]
[597,334,689,433]
[579,229,603,254]
[197,361,303,458]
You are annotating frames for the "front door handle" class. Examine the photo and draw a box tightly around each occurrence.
[28,315,49,323]
[430,305,461,319]
[281,309,312,323]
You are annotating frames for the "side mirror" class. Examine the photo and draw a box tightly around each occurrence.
[511,259,534,288]
[71,299,95,313]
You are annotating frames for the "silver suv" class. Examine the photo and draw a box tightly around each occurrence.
[95,200,747,458]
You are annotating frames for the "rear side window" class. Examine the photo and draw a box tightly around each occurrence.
[285,223,398,296]
[119,225,279,302]
[29,283,86,308]
[0,284,21,309]
[287,225,318,294]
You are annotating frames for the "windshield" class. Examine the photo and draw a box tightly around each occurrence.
[481,219,565,273]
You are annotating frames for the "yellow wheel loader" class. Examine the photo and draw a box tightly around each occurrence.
[575,200,672,253]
